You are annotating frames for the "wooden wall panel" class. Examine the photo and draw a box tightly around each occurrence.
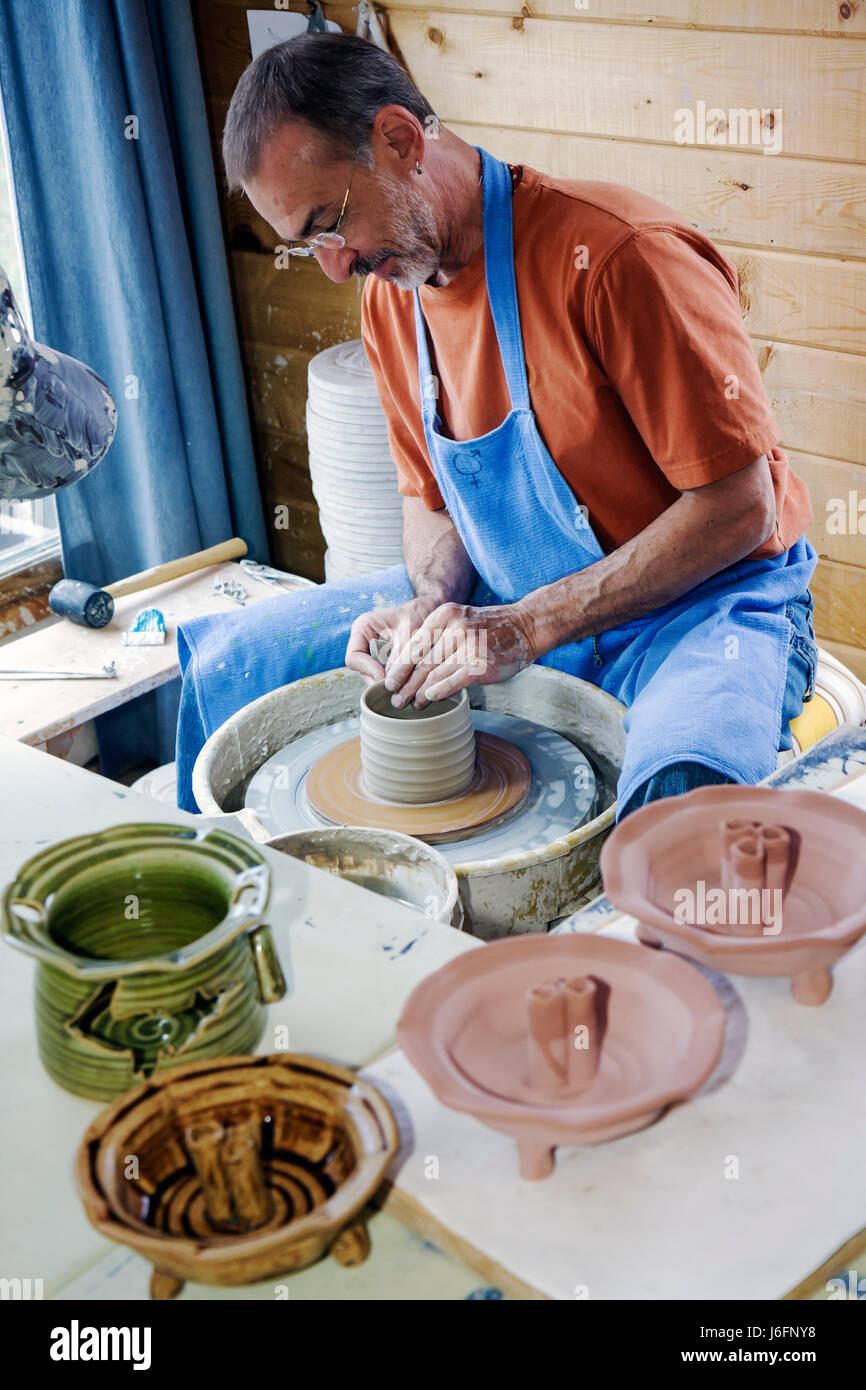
[193,0,361,579]
[450,123,866,260]
[193,0,866,669]
[385,1,866,38]
[756,345,866,467]
[790,453,866,569]
[387,14,866,160]
[811,560,866,648]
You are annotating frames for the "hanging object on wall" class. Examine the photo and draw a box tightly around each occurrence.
[306,338,404,581]
[246,7,341,61]
[354,1,391,53]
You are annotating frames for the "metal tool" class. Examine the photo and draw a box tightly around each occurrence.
[213,578,248,606]
[0,661,117,680]
[240,559,317,592]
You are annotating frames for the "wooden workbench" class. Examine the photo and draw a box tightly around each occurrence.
[0,561,308,747]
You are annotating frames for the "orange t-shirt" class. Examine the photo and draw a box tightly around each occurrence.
[360,164,811,558]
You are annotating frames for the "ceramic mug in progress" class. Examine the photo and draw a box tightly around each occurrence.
[360,682,477,805]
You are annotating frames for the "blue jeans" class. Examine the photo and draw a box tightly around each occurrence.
[619,590,818,818]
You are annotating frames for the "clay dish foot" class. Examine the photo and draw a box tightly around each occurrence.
[518,1139,556,1181]
[150,1270,184,1300]
[790,967,833,1006]
[331,1220,372,1267]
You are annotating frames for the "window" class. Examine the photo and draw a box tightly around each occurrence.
[0,90,61,580]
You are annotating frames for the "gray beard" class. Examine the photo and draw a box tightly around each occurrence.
[359,170,442,290]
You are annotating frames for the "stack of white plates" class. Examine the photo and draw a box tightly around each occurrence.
[306,339,404,578]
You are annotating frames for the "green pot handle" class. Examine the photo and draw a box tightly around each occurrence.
[4,896,48,944]
[248,924,286,1004]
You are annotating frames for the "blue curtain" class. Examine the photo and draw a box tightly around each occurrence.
[0,0,268,772]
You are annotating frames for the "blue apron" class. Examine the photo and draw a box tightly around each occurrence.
[410,146,817,813]
[175,146,816,816]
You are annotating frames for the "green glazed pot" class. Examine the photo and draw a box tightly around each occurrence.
[2,823,286,1101]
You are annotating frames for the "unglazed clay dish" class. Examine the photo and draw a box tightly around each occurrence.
[397,934,725,1180]
[76,1054,399,1299]
[600,785,866,1005]
[360,682,477,803]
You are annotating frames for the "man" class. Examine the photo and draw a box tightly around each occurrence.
[175,32,817,818]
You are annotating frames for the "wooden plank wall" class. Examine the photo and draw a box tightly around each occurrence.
[192,1,866,681]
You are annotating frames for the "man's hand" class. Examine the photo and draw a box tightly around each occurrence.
[345,495,480,692]
[384,601,538,709]
[345,593,450,683]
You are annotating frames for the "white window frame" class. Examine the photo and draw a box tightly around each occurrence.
[0,82,62,583]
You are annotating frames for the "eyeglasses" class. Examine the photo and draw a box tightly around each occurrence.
[286,176,352,258]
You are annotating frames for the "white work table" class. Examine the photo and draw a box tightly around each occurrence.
[0,738,484,1300]
[364,766,866,1301]
[1,737,863,1301]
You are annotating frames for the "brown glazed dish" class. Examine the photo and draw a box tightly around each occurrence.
[76,1054,398,1298]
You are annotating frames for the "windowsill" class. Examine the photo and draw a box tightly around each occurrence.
[0,547,63,638]
[0,543,61,597]
[0,538,61,585]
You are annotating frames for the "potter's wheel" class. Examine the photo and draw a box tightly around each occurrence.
[307,732,532,842]
[245,712,597,865]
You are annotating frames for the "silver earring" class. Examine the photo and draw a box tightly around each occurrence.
[415,160,423,175]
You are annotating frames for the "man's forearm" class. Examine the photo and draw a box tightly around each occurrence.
[516,460,777,657]
[403,495,477,605]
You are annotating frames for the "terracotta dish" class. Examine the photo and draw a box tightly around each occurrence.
[76,1054,399,1298]
[600,785,866,1005]
[397,934,725,1180]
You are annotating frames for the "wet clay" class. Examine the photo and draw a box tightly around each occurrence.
[397,933,725,1179]
[306,732,531,843]
[360,682,476,803]
[600,785,866,1005]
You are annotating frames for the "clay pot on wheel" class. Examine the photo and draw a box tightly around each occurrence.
[360,682,476,805]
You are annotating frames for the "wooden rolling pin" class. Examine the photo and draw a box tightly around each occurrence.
[48,538,249,628]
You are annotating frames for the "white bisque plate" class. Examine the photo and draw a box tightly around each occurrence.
[308,340,380,393]
[306,407,390,437]
[307,438,399,465]
[245,711,598,866]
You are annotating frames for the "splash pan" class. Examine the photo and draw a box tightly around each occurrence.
[397,934,725,1179]
[601,786,866,1005]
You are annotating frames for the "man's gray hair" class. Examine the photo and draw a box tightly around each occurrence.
[223,33,436,191]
